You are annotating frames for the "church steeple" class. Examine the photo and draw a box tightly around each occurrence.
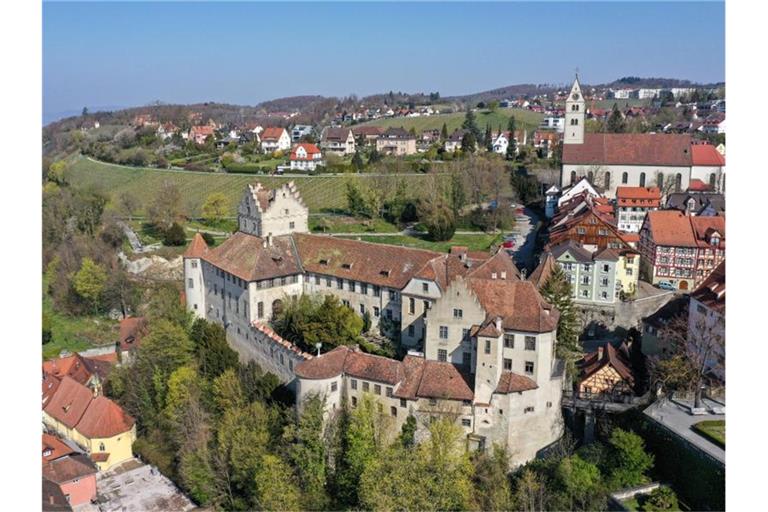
[564,74,585,145]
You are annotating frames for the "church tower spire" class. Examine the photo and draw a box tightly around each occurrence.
[564,74,585,145]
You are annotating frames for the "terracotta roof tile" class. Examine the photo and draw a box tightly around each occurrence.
[415,360,474,401]
[691,260,725,314]
[468,279,559,333]
[563,133,693,166]
[251,322,313,359]
[495,372,539,394]
[691,143,725,166]
[294,346,348,380]
[290,143,322,161]
[645,210,725,248]
[42,374,61,407]
[43,434,75,464]
[616,187,662,207]
[119,316,148,351]
[42,454,97,484]
[75,395,135,439]
[260,127,286,141]
[184,233,209,258]
[578,342,634,385]
[43,376,93,429]
[203,232,302,282]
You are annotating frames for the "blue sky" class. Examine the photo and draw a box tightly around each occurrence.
[43,1,724,122]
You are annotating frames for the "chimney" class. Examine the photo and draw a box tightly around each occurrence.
[267,233,273,247]
[495,317,502,332]
[597,346,604,359]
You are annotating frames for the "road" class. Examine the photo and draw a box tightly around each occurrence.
[505,206,542,272]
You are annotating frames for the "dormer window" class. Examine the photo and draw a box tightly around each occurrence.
[342,263,352,270]
[711,236,720,246]
[43,448,52,457]
[319,259,328,265]
[379,269,390,277]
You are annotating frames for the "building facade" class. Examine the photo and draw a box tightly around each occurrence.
[615,186,662,233]
[376,127,417,155]
[260,127,291,153]
[320,127,356,155]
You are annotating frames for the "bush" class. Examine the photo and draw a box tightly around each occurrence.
[201,232,216,246]
[222,162,272,174]
[163,222,187,246]
[640,487,680,511]
[42,313,52,345]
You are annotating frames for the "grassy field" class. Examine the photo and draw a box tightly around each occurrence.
[43,293,119,360]
[337,232,502,253]
[359,107,544,134]
[308,215,400,234]
[66,155,441,215]
[692,420,725,448]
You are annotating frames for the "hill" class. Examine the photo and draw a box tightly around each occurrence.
[357,107,544,134]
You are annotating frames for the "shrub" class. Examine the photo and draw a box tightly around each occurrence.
[641,487,679,511]
[163,222,187,246]
[201,232,216,246]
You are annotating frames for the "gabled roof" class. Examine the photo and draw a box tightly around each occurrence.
[615,186,662,207]
[691,260,725,314]
[203,232,303,282]
[495,372,538,394]
[351,126,384,137]
[290,143,322,161]
[644,210,725,248]
[563,133,693,166]
[578,342,634,386]
[184,232,209,258]
[529,253,557,290]
[43,376,93,429]
[691,143,725,166]
[119,316,148,351]
[551,239,594,262]
[42,353,112,388]
[260,127,287,140]
[42,454,97,485]
[666,191,725,215]
[468,279,559,333]
[43,434,75,464]
[75,395,135,439]
[43,478,72,512]
[322,127,352,142]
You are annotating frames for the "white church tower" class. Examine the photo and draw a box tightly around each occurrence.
[564,75,585,145]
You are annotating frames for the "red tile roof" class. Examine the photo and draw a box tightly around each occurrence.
[645,210,725,248]
[119,316,148,351]
[43,374,61,407]
[75,395,135,439]
[495,372,539,394]
[468,279,559,333]
[190,125,215,136]
[578,342,634,386]
[691,261,725,315]
[251,322,313,360]
[43,434,75,464]
[563,133,693,166]
[43,377,93,429]
[414,359,474,401]
[616,187,662,207]
[203,232,302,282]
[42,455,97,485]
[290,143,322,161]
[260,127,286,141]
[184,233,209,258]
[294,346,348,380]
[691,143,725,166]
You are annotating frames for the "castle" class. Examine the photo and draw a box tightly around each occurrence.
[184,183,565,465]
[561,76,725,198]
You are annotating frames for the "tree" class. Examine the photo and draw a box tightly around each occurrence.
[162,365,210,454]
[540,266,581,376]
[254,455,301,511]
[607,103,626,133]
[148,181,184,229]
[47,160,69,185]
[286,393,330,509]
[461,131,477,154]
[473,446,515,511]
[352,151,364,172]
[420,201,456,241]
[507,130,518,161]
[82,106,89,117]
[399,415,417,448]
[368,148,382,164]
[605,428,654,489]
[462,108,481,140]
[202,192,227,224]
[273,294,363,351]
[179,445,217,506]
[163,222,187,246]
[556,455,605,511]
[212,368,245,414]
[72,257,107,312]
[448,167,466,216]
[440,122,449,142]
[484,124,493,152]
[336,394,383,506]
[650,313,724,408]
[346,181,368,217]
[190,319,239,380]
[118,191,139,219]
[514,468,547,512]
[643,486,679,511]
[488,100,499,112]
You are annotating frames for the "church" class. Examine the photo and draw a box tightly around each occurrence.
[560,76,725,198]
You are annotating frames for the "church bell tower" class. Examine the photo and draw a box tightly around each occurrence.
[564,75,585,144]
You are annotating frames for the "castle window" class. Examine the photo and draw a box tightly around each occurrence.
[571,104,579,112]
[289,221,295,229]
[439,326,448,339]
[326,277,332,287]
[187,278,194,289]
[525,361,534,374]
[373,286,381,297]
[331,381,338,392]
[462,418,471,427]
[363,382,369,392]
[372,384,381,395]
[361,283,368,294]
[409,298,415,314]
[453,309,463,319]
[504,334,514,348]
[604,172,611,189]
[570,118,579,126]
[622,172,628,184]
[503,358,512,371]
[675,173,682,192]
[191,261,198,268]
[639,172,646,187]
[391,406,397,417]
[351,379,358,390]
[373,306,380,317]
[400,398,407,408]
[525,336,536,351]
[386,387,393,397]
[484,340,491,354]
[337,278,343,289]
[438,349,447,362]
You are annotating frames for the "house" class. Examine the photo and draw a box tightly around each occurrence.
[556,177,601,210]
[42,352,115,390]
[665,190,725,217]
[260,127,291,154]
[42,376,137,471]
[320,127,356,156]
[615,187,662,233]
[444,129,467,153]
[688,261,725,383]
[375,127,417,156]
[549,196,633,252]
[542,240,622,304]
[118,316,147,360]
[184,183,565,466]
[156,122,178,140]
[544,186,560,219]
[291,124,314,142]
[641,296,688,357]
[491,130,527,156]
[351,126,383,145]
[638,210,725,291]
[43,477,73,512]
[189,125,215,145]
[290,143,324,171]
[42,452,98,508]
[532,130,560,158]
[539,116,565,133]
[561,76,725,197]
[700,114,726,135]
[577,342,634,397]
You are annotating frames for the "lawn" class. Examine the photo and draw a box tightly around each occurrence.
[692,420,725,448]
[358,107,544,134]
[308,215,400,234]
[337,232,502,253]
[42,293,119,360]
[66,154,440,216]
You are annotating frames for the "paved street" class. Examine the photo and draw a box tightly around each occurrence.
[643,398,725,464]
[507,206,542,271]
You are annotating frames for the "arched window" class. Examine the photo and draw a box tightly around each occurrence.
[572,104,579,112]
[604,172,611,189]
[639,172,646,187]
[657,173,664,189]
[709,173,716,189]
[622,172,628,184]
[570,171,576,185]
[587,171,594,183]
[570,118,579,126]
[675,173,682,192]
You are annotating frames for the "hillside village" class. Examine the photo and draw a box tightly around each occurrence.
[41,74,726,511]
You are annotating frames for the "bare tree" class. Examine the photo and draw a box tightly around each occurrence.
[650,313,724,408]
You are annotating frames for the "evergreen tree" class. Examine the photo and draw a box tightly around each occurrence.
[440,122,449,142]
[336,394,381,506]
[287,393,330,509]
[605,429,654,489]
[462,108,481,140]
[540,265,581,375]
[484,124,493,151]
[190,319,239,380]
[460,131,477,154]
[607,103,626,133]
[507,131,518,161]
[352,151,364,172]
[507,114,517,134]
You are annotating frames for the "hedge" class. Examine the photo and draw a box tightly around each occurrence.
[223,162,273,174]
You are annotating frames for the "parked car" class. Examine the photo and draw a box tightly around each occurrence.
[656,281,675,291]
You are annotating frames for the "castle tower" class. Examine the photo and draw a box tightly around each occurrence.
[237,182,309,237]
[564,75,585,144]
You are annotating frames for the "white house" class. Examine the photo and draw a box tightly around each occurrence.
[290,143,324,171]
[260,127,291,153]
